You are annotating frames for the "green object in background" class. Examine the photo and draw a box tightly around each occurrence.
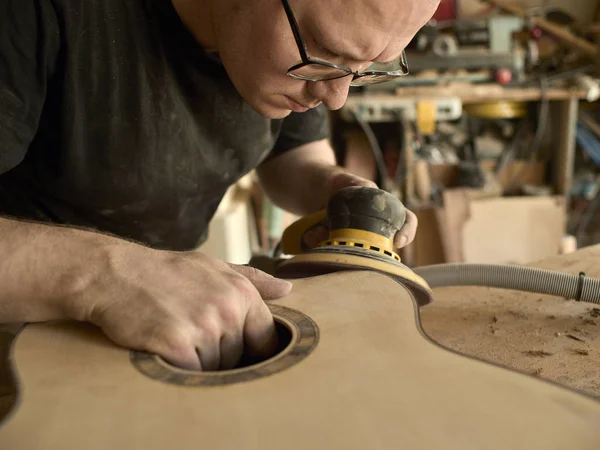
[262,197,285,241]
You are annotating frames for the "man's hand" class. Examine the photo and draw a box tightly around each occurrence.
[256,140,417,252]
[303,168,418,251]
[80,246,291,371]
[0,217,291,372]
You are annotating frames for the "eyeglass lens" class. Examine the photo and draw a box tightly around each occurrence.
[350,73,399,86]
[289,64,350,80]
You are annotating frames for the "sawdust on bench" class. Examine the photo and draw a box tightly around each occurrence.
[419,245,600,398]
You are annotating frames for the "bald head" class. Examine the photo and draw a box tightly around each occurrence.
[296,0,440,63]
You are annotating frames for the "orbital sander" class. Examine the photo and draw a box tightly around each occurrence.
[271,186,600,307]
[274,186,433,306]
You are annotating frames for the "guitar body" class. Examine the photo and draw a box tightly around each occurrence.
[1,271,599,450]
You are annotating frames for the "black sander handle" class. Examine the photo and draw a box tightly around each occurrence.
[326,186,406,241]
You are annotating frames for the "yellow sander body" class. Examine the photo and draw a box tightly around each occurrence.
[274,187,433,307]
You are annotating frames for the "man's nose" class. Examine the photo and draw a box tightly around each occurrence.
[307,76,353,111]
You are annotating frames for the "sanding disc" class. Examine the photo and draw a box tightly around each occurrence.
[276,246,433,307]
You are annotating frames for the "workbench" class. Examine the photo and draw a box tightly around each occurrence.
[421,244,600,398]
[0,244,599,422]
[342,83,589,198]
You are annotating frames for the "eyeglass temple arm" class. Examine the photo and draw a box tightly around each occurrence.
[281,0,309,61]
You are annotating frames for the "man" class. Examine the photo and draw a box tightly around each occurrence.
[0,0,439,371]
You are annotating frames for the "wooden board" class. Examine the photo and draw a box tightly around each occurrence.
[1,271,600,450]
[407,195,566,266]
[388,85,588,103]
[485,0,599,56]
[462,195,566,264]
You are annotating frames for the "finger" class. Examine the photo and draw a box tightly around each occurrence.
[162,352,202,371]
[330,172,378,194]
[303,225,329,248]
[218,331,244,370]
[229,264,292,300]
[147,328,203,371]
[195,346,220,372]
[394,209,418,249]
[243,298,279,359]
[341,177,377,189]
[194,319,222,372]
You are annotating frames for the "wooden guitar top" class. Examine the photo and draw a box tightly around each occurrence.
[1,271,599,449]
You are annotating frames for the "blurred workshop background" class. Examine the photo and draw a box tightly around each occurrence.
[200,0,600,269]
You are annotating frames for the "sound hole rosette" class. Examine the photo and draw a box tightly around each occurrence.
[130,304,319,386]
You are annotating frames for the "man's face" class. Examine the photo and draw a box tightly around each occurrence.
[212,0,439,119]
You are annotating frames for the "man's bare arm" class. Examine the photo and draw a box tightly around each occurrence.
[256,139,374,216]
[0,217,291,370]
[0,217,111,323]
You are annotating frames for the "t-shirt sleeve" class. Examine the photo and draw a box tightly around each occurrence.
[0,0,60,174]
[269,103,330,157]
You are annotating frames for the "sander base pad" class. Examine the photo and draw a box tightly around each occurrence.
[275,246,433,307]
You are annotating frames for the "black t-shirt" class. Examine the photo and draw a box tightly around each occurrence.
[0,0,329,250]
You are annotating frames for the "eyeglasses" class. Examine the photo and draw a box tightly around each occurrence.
[281,0,409,86]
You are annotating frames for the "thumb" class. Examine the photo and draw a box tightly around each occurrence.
[329,171,378,197]
[228,264,293,300]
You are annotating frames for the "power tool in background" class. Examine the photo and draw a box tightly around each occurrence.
[264,186,600,306]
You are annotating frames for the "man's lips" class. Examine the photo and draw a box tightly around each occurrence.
[284,96,315,113]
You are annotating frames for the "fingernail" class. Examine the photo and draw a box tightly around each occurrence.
[277,278,293,289]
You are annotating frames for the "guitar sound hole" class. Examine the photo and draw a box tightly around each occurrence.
[131,305,319,386]
[160,320,294,372]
